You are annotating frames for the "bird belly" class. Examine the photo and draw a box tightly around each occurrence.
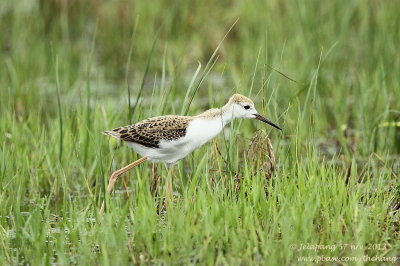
[126,139,195,164]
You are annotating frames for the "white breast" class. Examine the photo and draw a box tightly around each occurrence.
[184,118,224,147]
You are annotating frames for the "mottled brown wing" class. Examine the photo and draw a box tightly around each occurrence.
[103,115,192,148]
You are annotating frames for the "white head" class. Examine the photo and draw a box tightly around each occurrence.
[224,94,281,130]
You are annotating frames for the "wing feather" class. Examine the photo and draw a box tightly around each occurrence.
[103,115,192,148]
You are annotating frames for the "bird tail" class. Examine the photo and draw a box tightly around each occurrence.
[103,130,120,139]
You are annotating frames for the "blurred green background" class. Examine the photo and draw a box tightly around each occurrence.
[0,0,399,264]
[1,0,399,152]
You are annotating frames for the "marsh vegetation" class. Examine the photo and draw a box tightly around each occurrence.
[0,0,399,264]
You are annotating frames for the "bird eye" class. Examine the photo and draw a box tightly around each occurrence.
[244,105,250,110]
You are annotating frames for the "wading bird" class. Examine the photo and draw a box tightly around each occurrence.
[100,94,281,213]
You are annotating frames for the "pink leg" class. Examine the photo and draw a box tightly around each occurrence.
[100,157,148,214]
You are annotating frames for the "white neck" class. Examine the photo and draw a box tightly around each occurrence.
[217,104,235,127]
[187,104,236,147]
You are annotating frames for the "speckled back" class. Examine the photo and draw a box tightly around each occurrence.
[104,115,193,148]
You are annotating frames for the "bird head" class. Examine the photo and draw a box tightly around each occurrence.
[227,94,282,130]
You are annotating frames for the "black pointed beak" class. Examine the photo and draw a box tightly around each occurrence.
[254,114,282,130]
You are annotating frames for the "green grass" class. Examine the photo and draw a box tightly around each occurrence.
[0,0,399,264]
